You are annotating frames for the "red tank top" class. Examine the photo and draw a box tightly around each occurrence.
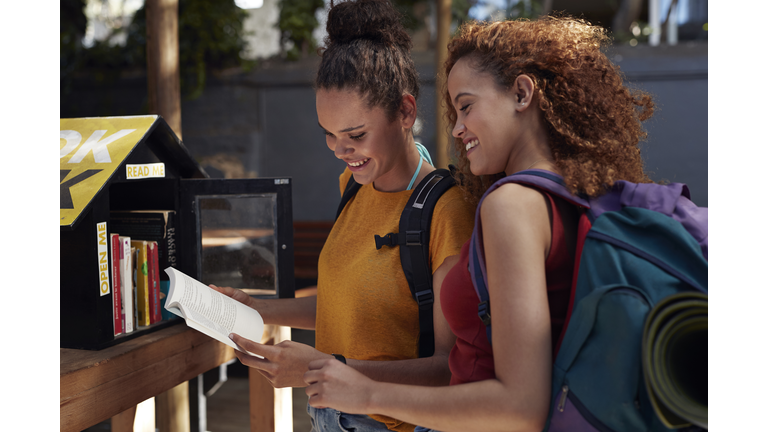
[442,192,575,385]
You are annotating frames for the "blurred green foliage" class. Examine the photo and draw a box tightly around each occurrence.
[60,0,250,101]
[60,0,88,98]
[392,0,431,30]
[451,0,474,24]
[505,0,544,20]
[276,0,480,61]
[60,0,487,100]
[278,0,325,60]
[174,0,251,98]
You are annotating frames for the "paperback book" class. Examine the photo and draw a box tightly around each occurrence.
[110,233,123,335]
[119,236,135,333]
[131,240,151,327]
[147,241,161,323]
[164,267,264,356]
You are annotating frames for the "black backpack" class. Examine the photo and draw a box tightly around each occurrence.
[334,168,457,357]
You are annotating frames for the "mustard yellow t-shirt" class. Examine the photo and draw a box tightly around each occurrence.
[315,168,475,432]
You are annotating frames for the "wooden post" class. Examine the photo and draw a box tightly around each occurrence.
[146,0,182,140]
[434,0,452,169]
[156,383,190,432]
[250,325,293,432]
[110,406,137,432]
[148,2,185,430]
[249,368,275,431]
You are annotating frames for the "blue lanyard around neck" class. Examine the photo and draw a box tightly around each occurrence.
[407,142,433,191]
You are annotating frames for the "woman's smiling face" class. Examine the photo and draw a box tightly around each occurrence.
[447,57,523,176]
[316,88,408,190]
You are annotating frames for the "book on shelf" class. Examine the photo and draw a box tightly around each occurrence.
[110,211,178,280]
[147,241,161,324]
[119,236,135,333]
[132,246,140,328]
[131,240,151,327]
[110,233,123,336]
[164,267,264,356]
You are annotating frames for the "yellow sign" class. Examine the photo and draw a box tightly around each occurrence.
[60,116,158,227]
[97,221,110,296]
[126,163,166,179]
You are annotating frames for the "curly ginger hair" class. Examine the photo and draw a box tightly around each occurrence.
[444,17,654,205]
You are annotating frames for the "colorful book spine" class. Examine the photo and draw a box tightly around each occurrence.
[110,233,123,336]
[131,240,151,327]
[165,214,177,275]
[148,241,161,324]
[132,247,139,328]
[119,236,134,333]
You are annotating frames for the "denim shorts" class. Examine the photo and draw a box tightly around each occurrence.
[307,403,392,432]
[413,427,441,432]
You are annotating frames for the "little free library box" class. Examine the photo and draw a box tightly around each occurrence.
[60,115,295,350]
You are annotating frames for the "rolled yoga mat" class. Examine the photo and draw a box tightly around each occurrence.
[642,291,708,429]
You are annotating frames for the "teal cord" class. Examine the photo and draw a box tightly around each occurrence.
[406,142,433,190]
[407,157,424,190]
[415,142,433,165]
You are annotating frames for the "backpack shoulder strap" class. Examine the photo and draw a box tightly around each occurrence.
[372,167,456,358]
[498,170,590,208]
[400,168,455,358]
[335,174,362,221]
[468,170,589,346]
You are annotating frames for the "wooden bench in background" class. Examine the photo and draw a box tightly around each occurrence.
[293,221,334,297]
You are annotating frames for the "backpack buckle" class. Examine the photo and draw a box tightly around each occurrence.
[406,230,422,246]
[374,233,399,250]
[415,289,433,307]
[478,300,491,326]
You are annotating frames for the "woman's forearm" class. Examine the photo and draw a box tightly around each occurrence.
[305,360,546,432]
[251,295,317,330]
[367,379,545,432]
[346,353,451,386]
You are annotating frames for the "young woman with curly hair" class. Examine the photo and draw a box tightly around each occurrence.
[211,1,475,431]
[304,16,655,432]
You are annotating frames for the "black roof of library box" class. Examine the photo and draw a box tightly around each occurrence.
[60,115,208,231]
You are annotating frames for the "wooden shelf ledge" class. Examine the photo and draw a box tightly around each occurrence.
[61,322,235,432]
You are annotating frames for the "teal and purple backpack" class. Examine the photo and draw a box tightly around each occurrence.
[468,170,708,431]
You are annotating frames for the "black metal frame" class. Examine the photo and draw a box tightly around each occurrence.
[178,178,295,300]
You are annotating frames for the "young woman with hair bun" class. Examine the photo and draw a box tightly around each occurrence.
[211,1,475,431]
[303,16,656,432]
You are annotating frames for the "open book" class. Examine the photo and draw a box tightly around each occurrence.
[164,267,264,356]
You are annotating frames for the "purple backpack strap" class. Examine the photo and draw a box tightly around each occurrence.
[469,170,588,305]
[496,170,590,208]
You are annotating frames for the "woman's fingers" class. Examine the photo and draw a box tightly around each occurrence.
[229,333,330,388]
[230,333,276,357]
[303,359,373,413]
[209,285,253,306]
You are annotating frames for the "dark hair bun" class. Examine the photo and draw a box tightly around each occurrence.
[326,0,411,50]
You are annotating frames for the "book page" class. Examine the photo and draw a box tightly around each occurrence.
[165,267,264,355]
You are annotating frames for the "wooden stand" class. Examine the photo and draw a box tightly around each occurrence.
[146,0,182,139]
[61,322,290,432]
[250,325,293,432]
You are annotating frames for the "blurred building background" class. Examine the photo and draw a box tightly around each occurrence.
[61,0,708,224]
